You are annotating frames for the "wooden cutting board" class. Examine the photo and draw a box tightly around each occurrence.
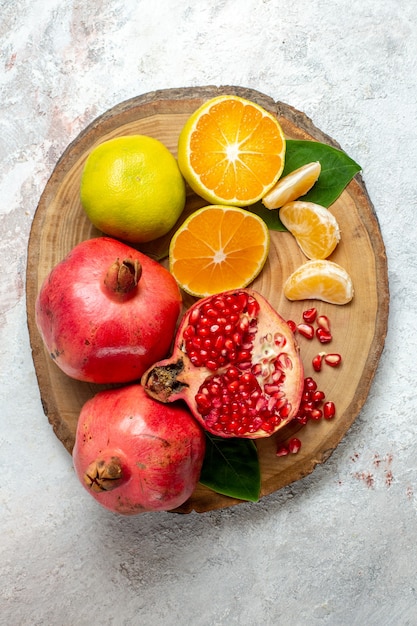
[26,86,389,513]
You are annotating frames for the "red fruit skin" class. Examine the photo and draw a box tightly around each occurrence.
[72,385,206,515]
[35,237,182,383]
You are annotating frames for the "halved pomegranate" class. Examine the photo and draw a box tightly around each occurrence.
[142,289,304,439]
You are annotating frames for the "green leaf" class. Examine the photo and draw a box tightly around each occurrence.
[248,140,361,231]
[199,433,261,502]
[247,200,288,231]
[281,139,361,207]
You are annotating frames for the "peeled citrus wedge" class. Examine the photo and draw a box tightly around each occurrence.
[177,95,286,207]
[284,260,354,304]
[279,201,340,259]
[262,161,321,209]
[169,205,270,297]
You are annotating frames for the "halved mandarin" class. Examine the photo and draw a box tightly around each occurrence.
[262,161,321,209]
[284,260,354,305]
[177,95,286,207]
[169,205,270,298]
[279,201,340,259]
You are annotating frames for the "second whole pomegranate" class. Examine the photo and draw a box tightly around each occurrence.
[35,237,182,384]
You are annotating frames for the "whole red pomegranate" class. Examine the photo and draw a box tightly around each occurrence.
[142,289,304,439]
[72,384,205,515]
[35,237,182,383]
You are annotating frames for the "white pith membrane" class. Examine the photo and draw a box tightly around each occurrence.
[180,290,303,438]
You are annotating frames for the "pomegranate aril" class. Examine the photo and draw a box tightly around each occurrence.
[297,323,315,339]
[301,400,314,412]
[195,393,211,413]
[316,315,331,332]
[312,390,325,402]
[324,353,342,367]
[264,383,281,395]
[288,437,302,454]
[316,327,332,344]
[304,377,317,391]
[302,307,317,324]
[189,306,201,325]
[183,325,195,339]
[225,366,239,380]
[276,444,289,457]
[312,353,323,372]
[309,408,323,420]
[287,320,297,333]
[323,401,336,419]
[279,402,292,418]
[246,296,260,317]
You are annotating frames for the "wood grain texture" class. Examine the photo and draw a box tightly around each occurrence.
[26,86,389,513]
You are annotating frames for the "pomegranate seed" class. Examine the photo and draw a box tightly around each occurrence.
[302,307,317,324]
[324,353,342,367]
[276,444,289,457]
[316,328,332,344]
[288,437,302,454]
[297,323,315,339]
[312,353,324,372]
[287,320,297,333]
[323,401,336,419]
[189,306,201,325]
[309,408,323,420]
[312,389,325,402]
[304,377,317,391]
[316,315,331,332]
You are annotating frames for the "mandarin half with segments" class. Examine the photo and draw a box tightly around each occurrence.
[177,95,286,207]
[169,205,270,298]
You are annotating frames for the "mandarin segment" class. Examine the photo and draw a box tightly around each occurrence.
[284,259,354,305]
[279,201,340,259]
[177,95,286,206]
[169,205,270,297]
[262,161,321,209]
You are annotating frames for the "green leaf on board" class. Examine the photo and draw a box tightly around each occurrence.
[248,140,361,230]
[281,139,361,207]
[247,200,288,231]
[199,433,261,502]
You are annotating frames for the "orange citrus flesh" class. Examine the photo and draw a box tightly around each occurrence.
[284,259,354,305]
[262,161,321,209]
[279,201,341,260]
[169,205,270,297]
[177,95,286,207]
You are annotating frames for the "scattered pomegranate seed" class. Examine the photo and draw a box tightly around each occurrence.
[316,315,331,332]
[304,376,317,391]
[295,376,327,424]
[316,327,332,344]
[297,323,315,339]
[323,401,336,419]
[309,408,323,420]
[312,353,324,372]
[324,353,342,367]
[302,307,317,324]
[312,390,325,402]
[288,437,302,454]
[276,444,289,457]
[287,319,297,333]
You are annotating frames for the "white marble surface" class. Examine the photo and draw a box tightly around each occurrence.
[1,1,416,624]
